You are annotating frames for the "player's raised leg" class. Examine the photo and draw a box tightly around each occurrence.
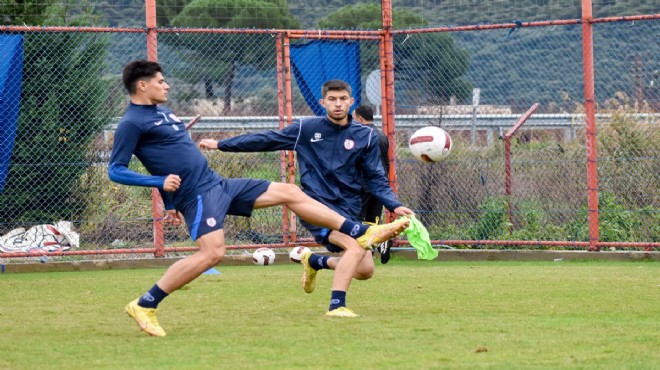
[253,182,409,248]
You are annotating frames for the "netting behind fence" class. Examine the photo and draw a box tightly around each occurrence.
[0,14,658,261]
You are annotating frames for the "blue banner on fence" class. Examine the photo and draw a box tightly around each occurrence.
[0,35,23,193]
[290,40,361,116]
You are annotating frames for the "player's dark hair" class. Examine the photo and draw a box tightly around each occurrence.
[321,79,352,98]
[122,60,163,95]
[354,105,374,122]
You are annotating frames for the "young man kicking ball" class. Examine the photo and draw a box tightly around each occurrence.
[109,61,409,336]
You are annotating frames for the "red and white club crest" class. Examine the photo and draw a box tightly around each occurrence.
[344,139,355,150]
[206,217,216,227]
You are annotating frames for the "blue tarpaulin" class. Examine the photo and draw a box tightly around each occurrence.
[290,40,361,116]
[0,35,23,193]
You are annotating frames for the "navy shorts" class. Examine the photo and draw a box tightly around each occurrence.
[300,219,341,252]
[180,179,270,240]
[300,200,355,253]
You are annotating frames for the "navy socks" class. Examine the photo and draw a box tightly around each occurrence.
[329,290,347,311]
[339,219,369,239]
[138,284,169,309]
[309,254,330,270]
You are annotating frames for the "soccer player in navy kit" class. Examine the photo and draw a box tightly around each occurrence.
[109,61,409,336]
[199,80,414,318]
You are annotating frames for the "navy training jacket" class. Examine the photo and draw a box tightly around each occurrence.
[217,116,401,218]
[108,103,222,210]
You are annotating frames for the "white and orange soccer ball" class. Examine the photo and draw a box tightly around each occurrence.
[252,247,276,266]
[408,126,453,162]
[288,246,311,263]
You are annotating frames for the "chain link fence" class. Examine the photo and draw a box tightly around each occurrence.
[392,20,659,247]
[0,15,658,262]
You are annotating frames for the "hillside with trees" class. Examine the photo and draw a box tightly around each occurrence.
[287,0,657,28]
[16,0,655,111]
[84,0,658,29]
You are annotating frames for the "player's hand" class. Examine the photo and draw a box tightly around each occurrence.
[163,209,183,226]
[163,174,181,192]
[393,206,415,217]
[198,139,219,150]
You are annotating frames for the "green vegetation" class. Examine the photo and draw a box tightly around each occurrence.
[316,3,473,104]
[163,0,299,113]
[1,0,655,246]
[288,0,657,28]
[77,112,658,248]
[10,1,655,110]
[78,149,285,246]
[396,112,659,245]
[84,0,658,29]
[0,0,114,225]
[1,261,658,369]
[452,21,658,108]
[316,2,428,29]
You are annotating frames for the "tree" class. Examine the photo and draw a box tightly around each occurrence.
[155,0,194,27]
[0,1,114,225]
[317,3,428,29]
[0,0,52,25]
[93,0,145,26]
[395,33,473,105]
[316,3,473,105]
[167,0,299,114]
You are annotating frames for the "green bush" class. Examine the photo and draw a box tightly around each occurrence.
[468,196,509,241]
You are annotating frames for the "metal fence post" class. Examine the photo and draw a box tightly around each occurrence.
[581,0,601,252]
[145,0,165,257]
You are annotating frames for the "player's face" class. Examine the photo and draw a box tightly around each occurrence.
[141,72,169,104]
[320,90,354,124]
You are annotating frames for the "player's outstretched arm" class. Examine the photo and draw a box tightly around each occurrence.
[203,122,300,153]
[198,139,218,150]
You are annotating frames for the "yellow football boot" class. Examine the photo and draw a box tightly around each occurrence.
[125,299,166,337]
[325,307,359,318]
[300,251,318,294]
[356,217,410,250]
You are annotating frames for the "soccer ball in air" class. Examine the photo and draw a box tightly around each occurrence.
[252,247,276,266]
[408,126,453,162]
[289,246,311,263]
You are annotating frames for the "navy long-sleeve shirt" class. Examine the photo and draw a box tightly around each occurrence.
[108,103,222,210]
[217,116,401,218]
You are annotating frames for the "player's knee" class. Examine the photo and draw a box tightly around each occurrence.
[210,248,225,264]
[267,182,305,205]
[355,268,374,280]
[283,183,304,199]
[202,244,225,265]
[343,246,367,260]
[343,243,367,264]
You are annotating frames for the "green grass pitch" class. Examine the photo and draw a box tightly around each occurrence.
[1,260,658,369]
